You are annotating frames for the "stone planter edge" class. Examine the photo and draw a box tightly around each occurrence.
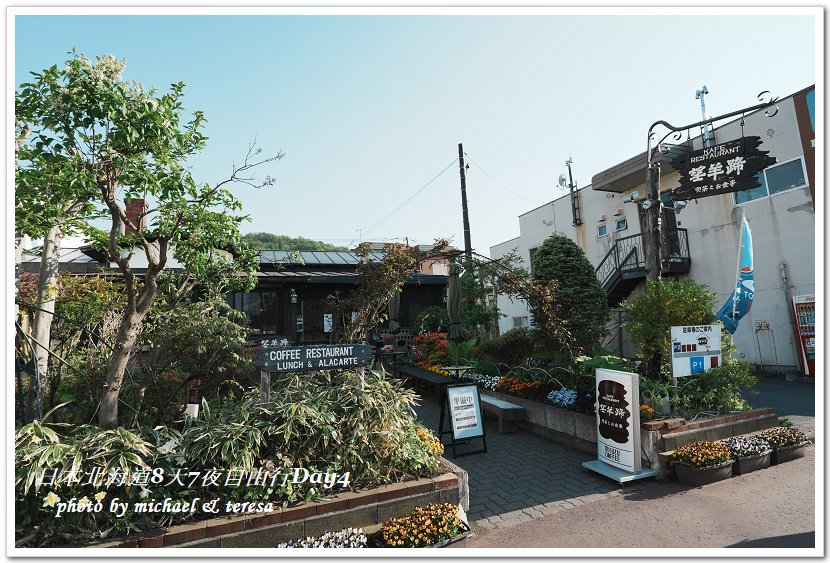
[87,466,463,549]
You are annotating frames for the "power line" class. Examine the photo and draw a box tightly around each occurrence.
[465,155,545,204]
[364,157,459,235]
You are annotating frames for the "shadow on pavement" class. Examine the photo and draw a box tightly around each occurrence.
[727,532,815,548]
[616,480,690,501]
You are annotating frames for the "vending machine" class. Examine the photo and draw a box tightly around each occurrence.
[792,295,815,377]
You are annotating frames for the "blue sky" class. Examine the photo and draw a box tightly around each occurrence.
[13,9,818,254]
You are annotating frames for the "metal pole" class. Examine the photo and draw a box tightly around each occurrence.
[566,157,581,226]
[458,143,473,261]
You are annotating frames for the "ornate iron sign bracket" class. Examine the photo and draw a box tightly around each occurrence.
[646,91,779,169]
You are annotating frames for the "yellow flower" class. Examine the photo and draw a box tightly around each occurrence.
[31,435,42,444]
[94,491,106,501]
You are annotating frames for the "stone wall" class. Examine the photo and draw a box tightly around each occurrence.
[479,389,779,475]
[90,460,467,549]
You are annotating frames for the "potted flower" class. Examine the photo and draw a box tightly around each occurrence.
[277,527,367,548]
[671,440,733,487]
[758,427,810,465]
[376,503,471,548]
[720,435,772,476]
[639,404,656,422]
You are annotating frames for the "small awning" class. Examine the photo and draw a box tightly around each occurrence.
[592,144,691,193]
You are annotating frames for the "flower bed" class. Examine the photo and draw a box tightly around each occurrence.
[378,502,466,548]
[758,426,809,449]
[278,527,368,548]
[758,427,810,466]
[671,440,734,486]
[671,440,732,469]
[720,435,773,476]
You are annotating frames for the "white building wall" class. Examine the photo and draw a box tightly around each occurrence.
[490,91,815,371]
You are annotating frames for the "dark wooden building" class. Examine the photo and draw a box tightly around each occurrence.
[226,250,448,344]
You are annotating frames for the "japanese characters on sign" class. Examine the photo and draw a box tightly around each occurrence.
[595,368,642,474]
[254,344,373,373]
[446,384,484,441]
[670,325,722,378]
[671,136,776,200]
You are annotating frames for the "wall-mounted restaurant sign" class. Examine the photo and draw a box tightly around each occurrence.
[671,136,776,200]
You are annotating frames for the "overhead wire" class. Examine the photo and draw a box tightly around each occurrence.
[364,157,459,235]
[465,155,546,204]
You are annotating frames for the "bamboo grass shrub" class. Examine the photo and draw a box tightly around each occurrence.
[15,368,444,547]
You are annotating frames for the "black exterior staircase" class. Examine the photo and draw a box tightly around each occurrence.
[595,229,691,307]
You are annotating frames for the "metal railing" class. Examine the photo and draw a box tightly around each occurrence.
[595,228,689,289]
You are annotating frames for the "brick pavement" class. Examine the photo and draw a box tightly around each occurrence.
[413,391,647,537]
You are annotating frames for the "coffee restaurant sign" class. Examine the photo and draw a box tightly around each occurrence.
[254,344,373,373]
[671,136,776,200]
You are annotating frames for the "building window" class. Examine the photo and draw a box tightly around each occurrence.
[512,316,529,328]
[597,224,608,237]
[734,157,808,205]
[614,218,628,232]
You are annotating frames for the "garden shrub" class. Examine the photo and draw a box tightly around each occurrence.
[411,305,450,334]
[15,369,444,547]
[530,234,610,355]
[671,362,756,417]
[478,327,534,366]
[623,278,718,382]
[411,332,449,367]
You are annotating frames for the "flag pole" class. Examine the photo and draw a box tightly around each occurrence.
[731,212,746,320]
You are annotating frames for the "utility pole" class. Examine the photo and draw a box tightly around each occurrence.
[644,163,662,281]
[565,157,581,226]
[458,143,473,261]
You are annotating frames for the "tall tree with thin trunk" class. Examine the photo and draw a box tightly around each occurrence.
[16,52,281,428]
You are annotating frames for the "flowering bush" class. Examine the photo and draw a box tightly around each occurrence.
[277,527,367,548]
[416,362,450,377]
[758,427,809,449]
[496,376,552,400]
[639,405,656,421]
[671,440,731,469]
[411,332,449,367]
[381,502,463,547]
[720,435,772,459]
[415,425,444,458]
[548,388,577,408]
[466,372,502,391]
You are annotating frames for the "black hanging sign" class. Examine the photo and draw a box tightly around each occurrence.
[671,136,776,200]
[254,344,373,373]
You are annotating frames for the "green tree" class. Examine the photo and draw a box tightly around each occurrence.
[623,278,718,381]
[242,232,347,251]
[16,52,281,428]
[530,234,610,355]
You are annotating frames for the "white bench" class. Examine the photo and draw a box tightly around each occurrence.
[480,395,525,433]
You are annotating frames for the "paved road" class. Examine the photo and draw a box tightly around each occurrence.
[467,445,816,551]
[413,393,645,534]
[742,377,817,440]
[412,377,817,550]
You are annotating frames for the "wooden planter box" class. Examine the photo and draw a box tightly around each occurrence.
[672,461,733,487]
[732,452,771,476]
[771,443,807,465]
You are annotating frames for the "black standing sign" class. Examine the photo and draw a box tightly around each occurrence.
[254,344,373,373]
[671,136,776,201]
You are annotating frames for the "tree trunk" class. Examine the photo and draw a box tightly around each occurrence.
[98,308,146,429]
[30,224,64,419]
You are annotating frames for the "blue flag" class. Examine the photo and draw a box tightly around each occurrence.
[717,216,754,334]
